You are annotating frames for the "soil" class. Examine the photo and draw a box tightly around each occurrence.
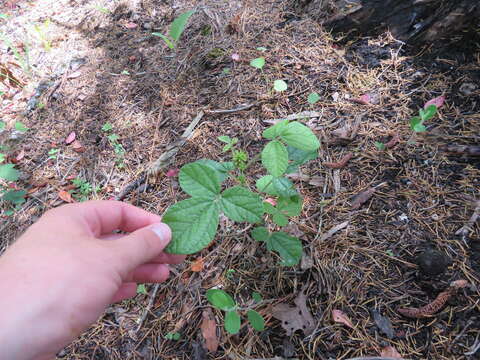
[1,0,479,359]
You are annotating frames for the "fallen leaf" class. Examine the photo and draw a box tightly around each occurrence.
[424,95,445,109]
[67,71,82,79]
[320,221,349,241]
[200,308,218,352]
[65,131,76,144]
[190,257,204,272]
[332,309,354,329]
[125,22,138,29]
[58,190,73,203]
[14,149,25,162]
[72,140,85,153]
[324,153,353,169]
[272,286,315,336]
[385,134,400,149]
[351,93,371,105]
[397,279,468,318]
[286,172,311,182]
[166,168,179,177]
[381,345,402,358]
[371,309,394,339]
[351,183,386,210]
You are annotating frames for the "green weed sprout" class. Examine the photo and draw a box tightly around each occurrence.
[206,289,265,334]
[273,80,287,92]
[250,57,265,70]
[152,10,195,49]
[162,119,320,267]
[307,92,320,105]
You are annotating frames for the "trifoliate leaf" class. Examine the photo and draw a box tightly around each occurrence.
[206,289,236,310]
[247,310,265,331]
[261,140,288,177]
[163,197,220,254]
[220,186,264,223]
[179,162,221,198]
[225,311,241,334]
[194,159,234,182]
[280,122,320,152]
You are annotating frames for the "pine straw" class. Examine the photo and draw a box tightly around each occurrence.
[1,0,480,359]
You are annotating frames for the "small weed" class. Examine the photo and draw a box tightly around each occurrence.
[71,178,98,202]
[14,121,28,132]
[152,10,195,50]
[250,57,265,70]
[307,92,320,105]
[164,332,181,341]
[222,67,230,75]
[409,105,437,133]
[225,269,235,279]
[136,284,147,295]
[256,46,267,52]
[101,122,113,132]
[273,79,287,92]
[48,148,59,160]
[31,19,52,51]
[102,123,125,168]
[374,141,386,151]
[93,4,110,13]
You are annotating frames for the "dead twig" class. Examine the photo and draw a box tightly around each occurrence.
[135,283,160,333]
[206,102,258,114]
[455,200,480,237]
[319,221,349,241]
[263,111,322,125]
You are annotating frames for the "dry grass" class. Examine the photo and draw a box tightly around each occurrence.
[1,0,480,359]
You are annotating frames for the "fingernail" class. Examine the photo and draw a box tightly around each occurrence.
[149,223,171,244]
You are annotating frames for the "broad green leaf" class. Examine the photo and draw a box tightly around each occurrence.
[163,198,219,254]
[286,146,318,173]
[14,121,28,132]
[252,292,263,302]
[0,164,19,182]
[261,140,288,177]
[419,105,437,122]
[256,175,297,197]
[414,123,426,132]
[206,289,236,310]
[218,135,231,143]
[2,189,26,205]
[272,212,288,226]
[0,121,5,131]
[277,195,302,216]
[225,311,241,334]
[169,10,195,42]
[307,92,320,104]
[273,79,287,92]
[263,201,276,214]
[251,226,269,242]
[409,116,422,131]
[247,310,265,331]
[250,57,265,70]
[220,186,263,223]
[195,159,233,182]
[179,162,220,198]
[152,33,174,49]
[263,120,289,139]
[268,232,302,266]
[280,122,320,152]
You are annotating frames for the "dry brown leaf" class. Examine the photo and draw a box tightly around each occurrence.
[351,183,386,210]
[381,345,402,358]
[385,134,400,149]
[190,257,204,272]
[332,309,354,328]
[58,190,73,203]
[320,221,349,241]
[200,308,218,352]
[324,153,353,169]
[65,131,76,144]
[72,140,85,153]
[272,286,315,336]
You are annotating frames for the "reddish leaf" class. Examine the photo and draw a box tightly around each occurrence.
[72,140,85,153]
[166,168,179,177]
[200,308,218,352]
[324,153,353,169]
[125,22,138,29]
[350,183,386,210]
[424,95,445,109]
[381,345,402,358]
[190,257,204,272]
[231,53,240,61]
[264,198,277,206]
[58,190,73,203]
[332,309,354,328]
[65,131,76,144]
[351,94,371,105]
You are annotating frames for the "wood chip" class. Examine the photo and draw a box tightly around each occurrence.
[200,308,218,352]
[320,221,349,241]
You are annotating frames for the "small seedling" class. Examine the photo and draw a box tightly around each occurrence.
[101,122,113,132]
[120,70,130,75]
[136,284,148,295]
[71,178,97,201]
[386,249,395,257]
[218,135,238,152]
[31,19,52,51]
[374,141,386,151]
[225,269,236,279]
[102,123,125,168]
[48,148,59,160]
[409,105,437,133]
[206,289,265,334]
[273,80,287,92]
[222,67,230,75]
[152,10,195,49]
[307,92,320,105]
[15,121,28,132]
[252,292,262,302]
[164,332,181,341]
[250,57,265,70]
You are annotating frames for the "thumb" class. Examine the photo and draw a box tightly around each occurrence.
[111,223,172,272]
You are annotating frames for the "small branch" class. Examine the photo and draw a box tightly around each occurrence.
[263,111,322,125]
[455,200,480,237]
[135,283,160,333]
[206,103,257,114]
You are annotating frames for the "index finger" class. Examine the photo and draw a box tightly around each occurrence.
[56,200,163,236]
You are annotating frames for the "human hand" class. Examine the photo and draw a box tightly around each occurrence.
[0,200,184,360]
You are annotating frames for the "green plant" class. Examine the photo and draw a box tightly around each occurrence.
[273,80,287,92]
[162,120,320,267]
[206,289,265,334]
[102,123,125,168]
[136,283,147,294]
[218,135,238,152]
[31,19,52,51]
[307,92,320,105]
[71,178,98,201]
[48,148,59,160]
[93,4,110,13]
[409,105,437,133]
[152,10,195,49]
[101,122,113,132]
[374,141,386,151]
[250,57,265,70]
[164,332,181,340]
[15,121,28,132]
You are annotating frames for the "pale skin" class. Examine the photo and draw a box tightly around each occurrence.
[0,200,185,360]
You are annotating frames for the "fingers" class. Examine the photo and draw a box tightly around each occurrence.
[126,264,170,283]
[110,223,172,274]
[111,283,137,303]
[50,200,163,236]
